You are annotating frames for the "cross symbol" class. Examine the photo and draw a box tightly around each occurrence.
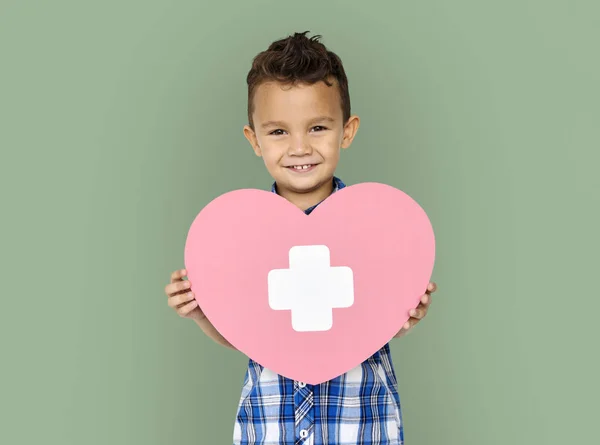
[267,245,354,332]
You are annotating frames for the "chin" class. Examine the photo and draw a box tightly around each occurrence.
[285,177,329,194]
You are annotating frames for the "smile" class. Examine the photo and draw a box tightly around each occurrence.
[287,164,317,172]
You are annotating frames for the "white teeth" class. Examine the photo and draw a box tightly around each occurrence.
[292,165,311,170]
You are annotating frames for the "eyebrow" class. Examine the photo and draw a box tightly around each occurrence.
[261,116,336,129]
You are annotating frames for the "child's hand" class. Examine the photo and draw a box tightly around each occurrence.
[164,269,205,321]
[394,282,437,337]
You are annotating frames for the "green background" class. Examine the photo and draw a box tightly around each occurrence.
[1,0,598,443]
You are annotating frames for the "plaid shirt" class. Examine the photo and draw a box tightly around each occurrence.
[233,178,404,445]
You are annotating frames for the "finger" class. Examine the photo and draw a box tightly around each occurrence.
[165,280,192,296]
[409,307,426,319]
[401,318,416,331]
[420,293,431,306]
[170,269,187,283]
[168,292,195,307]
[427,282,437,293]
[177,300,198,317]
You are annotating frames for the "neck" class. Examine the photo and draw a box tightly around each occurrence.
[277,179,334,211]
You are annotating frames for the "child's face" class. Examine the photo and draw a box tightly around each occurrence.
[244,80,359,199]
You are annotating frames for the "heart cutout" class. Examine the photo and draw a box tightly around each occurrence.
[184,182,435,384]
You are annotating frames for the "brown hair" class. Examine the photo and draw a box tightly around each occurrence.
[246,31,351,130]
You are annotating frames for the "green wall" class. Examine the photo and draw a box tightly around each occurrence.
[1,0,598,443]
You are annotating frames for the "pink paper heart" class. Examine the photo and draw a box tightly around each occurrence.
[184,182,435,384]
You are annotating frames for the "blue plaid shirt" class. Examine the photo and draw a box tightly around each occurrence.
[233,177,404,445]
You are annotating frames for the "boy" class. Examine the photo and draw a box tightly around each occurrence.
[164,31,437,445]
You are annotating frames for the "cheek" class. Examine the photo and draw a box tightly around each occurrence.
[325,130,343,148]
[260,144,284,167]
[318,136,342,160]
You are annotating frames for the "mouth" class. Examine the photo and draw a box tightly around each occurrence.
[285,164,318,173]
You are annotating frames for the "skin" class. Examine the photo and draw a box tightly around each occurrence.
[243,80,358,211]
[164,79,437,348]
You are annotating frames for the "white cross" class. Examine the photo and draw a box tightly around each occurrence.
[267,245,354,332]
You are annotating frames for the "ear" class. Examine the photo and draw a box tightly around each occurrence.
[341,115,360,149]
[243,125,262,157]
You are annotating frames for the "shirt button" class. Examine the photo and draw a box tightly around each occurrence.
[300,429,308,438]
[298,381,306,388]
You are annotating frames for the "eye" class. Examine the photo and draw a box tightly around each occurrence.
[311,126,327,132]
[269,129,286,136]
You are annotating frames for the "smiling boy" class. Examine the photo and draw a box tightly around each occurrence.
[164,31,437,445]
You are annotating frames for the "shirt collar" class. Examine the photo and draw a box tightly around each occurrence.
[271,177,346,215]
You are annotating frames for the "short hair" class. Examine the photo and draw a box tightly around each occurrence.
[246,31,351,130]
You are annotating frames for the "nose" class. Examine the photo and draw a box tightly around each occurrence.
[288,133,313,156]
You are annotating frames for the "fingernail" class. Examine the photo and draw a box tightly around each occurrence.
[410,309,416,316]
